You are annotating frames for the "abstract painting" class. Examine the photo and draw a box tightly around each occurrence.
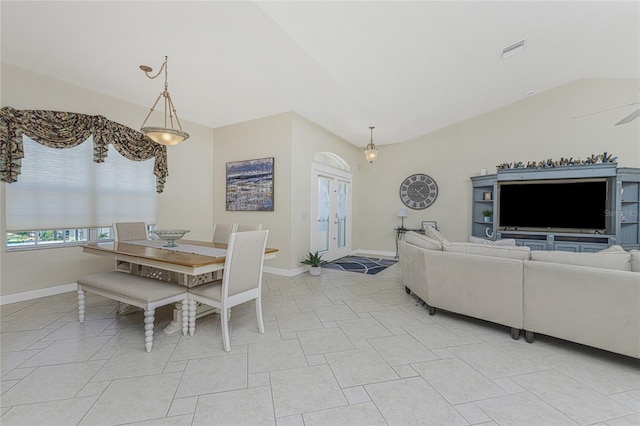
[226,157,274,211]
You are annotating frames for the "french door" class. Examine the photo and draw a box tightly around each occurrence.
[312,165,352,262]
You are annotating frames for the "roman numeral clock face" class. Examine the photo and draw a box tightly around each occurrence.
[399,174,438,210]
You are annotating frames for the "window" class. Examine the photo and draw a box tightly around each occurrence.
[6,227,116,249]
[5,136,157,250]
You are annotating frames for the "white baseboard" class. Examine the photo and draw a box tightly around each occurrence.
[1,283,77,305]
[263,265,307,277]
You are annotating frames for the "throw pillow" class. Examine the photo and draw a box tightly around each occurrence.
[598,245,626,253]
[630,250,640,272]
[423,226,449,244]
[468,236,516,246]
[443,241,531,260]
[530,249,631,271]
[405,231,442,251]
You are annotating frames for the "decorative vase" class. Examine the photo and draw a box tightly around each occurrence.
[484,216,491,223]
[309,266,321,276]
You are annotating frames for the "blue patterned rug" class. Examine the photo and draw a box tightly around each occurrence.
[322,256,397,275]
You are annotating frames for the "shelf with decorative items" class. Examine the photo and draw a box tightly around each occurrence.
[471,162,640,251]
[617,170,640,249]
[470,175,497,240]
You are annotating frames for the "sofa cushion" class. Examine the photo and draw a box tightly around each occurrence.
[631,250,640,272]
[423,226,449,244]
[530,249,631,271]
[468,236,517,246]
[443,242,531,260]
[405,231,442,250]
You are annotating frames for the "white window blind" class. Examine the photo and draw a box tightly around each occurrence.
[6,136,157,231]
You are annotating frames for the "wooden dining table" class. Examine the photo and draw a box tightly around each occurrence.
[81,239,278,333]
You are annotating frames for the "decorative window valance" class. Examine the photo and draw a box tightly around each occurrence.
[0,107,168,192]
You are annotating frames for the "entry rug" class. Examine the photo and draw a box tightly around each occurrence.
[322,256,397,275]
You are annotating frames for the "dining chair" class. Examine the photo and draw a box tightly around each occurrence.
[113,222,148,242]
[187,230,269,352]
[237,224,263,232]
[212,222,238,244]
[112,222,149,275]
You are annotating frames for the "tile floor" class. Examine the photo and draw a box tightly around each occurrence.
[1,264,639,425]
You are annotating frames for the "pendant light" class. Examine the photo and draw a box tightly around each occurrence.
[364,126,379,163]
[139,56,189,146]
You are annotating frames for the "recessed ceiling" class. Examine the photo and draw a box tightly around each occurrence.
[1,1,638,146]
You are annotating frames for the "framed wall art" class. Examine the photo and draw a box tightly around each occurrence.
[421,221,438,230]
[226,157,274,211]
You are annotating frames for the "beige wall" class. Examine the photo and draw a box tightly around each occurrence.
[290,113,363,265]
[357,78,640,252]
[1,64,638,299]
[212,113,293,271]
[211,112,360,271]
[1,63,214,298]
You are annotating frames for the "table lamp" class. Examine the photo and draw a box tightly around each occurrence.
[397,209,408,229]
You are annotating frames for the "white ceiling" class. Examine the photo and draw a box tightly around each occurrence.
[2,1,639,146]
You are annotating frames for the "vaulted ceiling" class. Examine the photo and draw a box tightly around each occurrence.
[2,1,638,146]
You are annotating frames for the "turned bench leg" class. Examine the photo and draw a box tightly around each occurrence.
[182,299,189,336]
[188,299,196,336]
[78,289,86,323]
[144,309,155,353]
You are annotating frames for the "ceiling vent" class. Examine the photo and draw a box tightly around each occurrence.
[502,39,526,59]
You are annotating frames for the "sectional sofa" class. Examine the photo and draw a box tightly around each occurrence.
[398,230,640,359]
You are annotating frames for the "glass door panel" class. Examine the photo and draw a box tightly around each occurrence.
[317,176,330,252]
[337,181,347,249]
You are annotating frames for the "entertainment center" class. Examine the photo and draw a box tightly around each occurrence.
[471,163,640,251]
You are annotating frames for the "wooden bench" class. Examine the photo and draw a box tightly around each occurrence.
[77,271,188,352]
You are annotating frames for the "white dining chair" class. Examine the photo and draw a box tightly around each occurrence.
[113,222,148,275]
[187,230,269,352]
[113,222,148,242]
[237,224,263,232]
[212,222,238,244]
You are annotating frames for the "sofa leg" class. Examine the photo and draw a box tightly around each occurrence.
[405,286,411,294]
[524,330,535,343]
[428,306,436,316]
[510,328,521,340]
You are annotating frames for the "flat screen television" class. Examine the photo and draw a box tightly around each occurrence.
[498,179,608,232]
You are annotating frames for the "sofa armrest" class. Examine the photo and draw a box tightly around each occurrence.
[524,261,640,358]
[398,240,429,303]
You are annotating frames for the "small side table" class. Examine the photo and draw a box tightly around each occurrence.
[394,228,425,258]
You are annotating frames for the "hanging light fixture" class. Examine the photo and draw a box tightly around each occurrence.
[139,56,189,146]
[364,125,379,163]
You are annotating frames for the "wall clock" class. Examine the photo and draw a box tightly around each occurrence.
[399,174,438,210]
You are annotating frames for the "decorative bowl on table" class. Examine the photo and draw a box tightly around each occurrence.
[150,229,190,248]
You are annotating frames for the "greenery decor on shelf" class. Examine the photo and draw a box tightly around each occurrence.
[496,152,617,170]
[482,209,493,222]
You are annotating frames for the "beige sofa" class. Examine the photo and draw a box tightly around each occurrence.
[398,231,640,358]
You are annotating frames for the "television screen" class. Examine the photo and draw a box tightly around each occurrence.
[498,180,607,231]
